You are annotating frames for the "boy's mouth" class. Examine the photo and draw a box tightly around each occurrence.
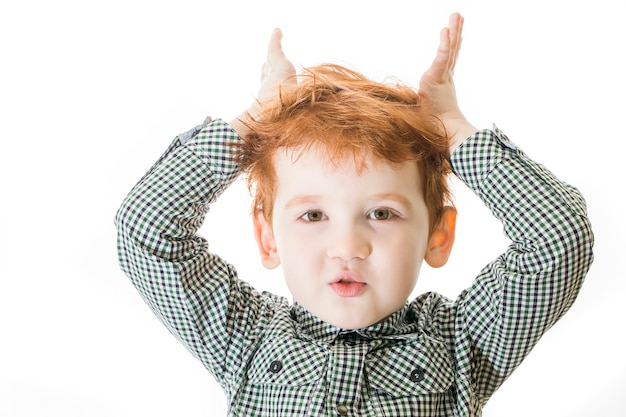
[330,272,367,297]
[331,271,364,283]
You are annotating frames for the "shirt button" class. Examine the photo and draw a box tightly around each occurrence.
[336,403,349,415]
[268,360,283,373]
[409,367,425,383]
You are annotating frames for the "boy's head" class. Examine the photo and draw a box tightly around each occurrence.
[236,64,456,329]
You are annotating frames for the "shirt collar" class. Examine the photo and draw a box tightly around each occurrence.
[291,302,420,343]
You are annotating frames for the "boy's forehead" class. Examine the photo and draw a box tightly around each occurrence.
[274,144,410,175]
[271,145,424,200]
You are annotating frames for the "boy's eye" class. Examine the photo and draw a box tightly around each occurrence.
[301,210,325,222]
[368,208,394,220]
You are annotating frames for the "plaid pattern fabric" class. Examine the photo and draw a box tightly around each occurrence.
[116,120,593,416]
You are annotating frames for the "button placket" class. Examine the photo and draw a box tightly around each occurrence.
[326,335,369,416]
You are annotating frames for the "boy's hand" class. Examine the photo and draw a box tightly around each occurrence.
[419,13,477,151]
[257,28,296,103]
[231,29,296,137]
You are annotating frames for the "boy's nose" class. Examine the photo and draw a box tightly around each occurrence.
[326,226,372,261]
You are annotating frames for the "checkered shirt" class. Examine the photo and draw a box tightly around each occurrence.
[115,119,594,416]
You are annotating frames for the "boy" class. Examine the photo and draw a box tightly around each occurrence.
[115,13,593,416]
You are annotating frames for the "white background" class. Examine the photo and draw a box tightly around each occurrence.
[1,0,624,415]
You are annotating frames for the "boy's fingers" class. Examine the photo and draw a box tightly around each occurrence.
[425,27,450,82]
[261,29,284,82]
[266,28,285,64]
[448,13,464,74]
[258,28,296,97]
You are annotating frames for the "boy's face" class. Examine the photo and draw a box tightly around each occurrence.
[254,146,454,330]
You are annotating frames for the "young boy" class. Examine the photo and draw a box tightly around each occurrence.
[115,13,593,416]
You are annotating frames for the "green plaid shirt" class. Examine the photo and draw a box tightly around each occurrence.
[116,119,593,416]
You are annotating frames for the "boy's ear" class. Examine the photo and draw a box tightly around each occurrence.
[424,206,457,268]
[253,212,281,270]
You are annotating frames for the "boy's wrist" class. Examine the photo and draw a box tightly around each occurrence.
[446,118,478,152]
[230,104,258,139]
[229,114,249,139]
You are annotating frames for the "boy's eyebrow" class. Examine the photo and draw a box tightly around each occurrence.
[370,193,413,208]
[284,195,323,209]
[284,193,413,208]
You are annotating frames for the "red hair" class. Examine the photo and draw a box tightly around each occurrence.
[235,64,453,232]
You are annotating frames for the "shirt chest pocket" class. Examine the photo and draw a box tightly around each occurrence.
[239,339,328,416]
[246,338,327,386]
[366,339,455,411]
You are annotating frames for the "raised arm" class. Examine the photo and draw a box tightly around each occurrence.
[419,13,594,409]
[115,29,296,386]
[115,118,248,380]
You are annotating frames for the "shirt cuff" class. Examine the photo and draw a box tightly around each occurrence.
[451,125,523,192]
[176,116,214,146]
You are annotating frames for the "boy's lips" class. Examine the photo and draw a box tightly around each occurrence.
[330,271,364,284]
[330,272,367,297]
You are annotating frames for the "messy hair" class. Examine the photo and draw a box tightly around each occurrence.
[235,64,453,233]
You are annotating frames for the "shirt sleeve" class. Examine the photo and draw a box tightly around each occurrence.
[450,127,594,407]
[114,118,275,387]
